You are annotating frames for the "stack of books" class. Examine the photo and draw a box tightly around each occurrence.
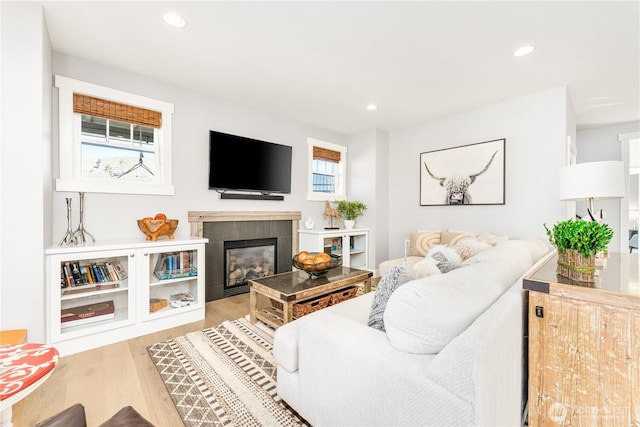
[61,300,115,328]
[169,292,196,308]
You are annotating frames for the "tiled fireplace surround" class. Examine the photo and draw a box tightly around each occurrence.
[188,211,301,301]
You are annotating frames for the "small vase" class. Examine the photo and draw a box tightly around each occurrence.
[344,220,355,229]
[556,250,595,283]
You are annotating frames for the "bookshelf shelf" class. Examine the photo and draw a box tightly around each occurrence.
[46,238,207,356]
[60,282,128,300]
[298,228,370,270]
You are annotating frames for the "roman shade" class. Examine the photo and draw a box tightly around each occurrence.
[73,94,162,128]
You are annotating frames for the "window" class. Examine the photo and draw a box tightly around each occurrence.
[307,138,347,201]
[55,76,175,195]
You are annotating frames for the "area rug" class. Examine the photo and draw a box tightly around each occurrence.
[147,317,307,427]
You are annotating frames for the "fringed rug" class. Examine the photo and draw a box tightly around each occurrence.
[147,317,307,427]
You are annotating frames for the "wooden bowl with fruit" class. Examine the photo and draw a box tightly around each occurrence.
[137,213,178,241]
[292,251,342,279]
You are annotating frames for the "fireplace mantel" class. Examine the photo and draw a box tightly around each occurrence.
[188,210,302,256]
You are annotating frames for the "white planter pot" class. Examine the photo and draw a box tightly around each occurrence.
[344,220,356,229]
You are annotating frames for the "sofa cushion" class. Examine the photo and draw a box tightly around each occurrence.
[368,260,413,331]
[383,239,541,354]
[273,320,299,373]
[407,231,441,256]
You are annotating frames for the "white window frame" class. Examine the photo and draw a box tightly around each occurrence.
[307,138,347,201]
[55,75,175,195]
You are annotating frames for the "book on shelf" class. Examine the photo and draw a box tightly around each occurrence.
[61,259,127,288]
[154,250,197,280]
[112,260,127,280]
[61,300,115,328]
[169,292,196,308]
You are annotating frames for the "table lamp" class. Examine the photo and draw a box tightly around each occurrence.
[559,160,625,220]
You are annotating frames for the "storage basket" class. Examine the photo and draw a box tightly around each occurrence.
[556,250,595,283]
[292,294,331,319]
[328,286,358,306]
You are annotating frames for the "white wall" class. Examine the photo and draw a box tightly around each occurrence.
[576,120,640,251]
[1,2,52,341]
[51,53,346,243]
[345,128,391,267]
[386,87,571,259]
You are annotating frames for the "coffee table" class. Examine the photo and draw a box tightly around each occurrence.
[249,266,372,328]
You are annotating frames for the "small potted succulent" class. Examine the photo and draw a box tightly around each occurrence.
[544,219,613,282]
[335,200,367,229]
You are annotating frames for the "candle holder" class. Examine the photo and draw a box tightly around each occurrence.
[72,192,95,244]
[58,198,78,246]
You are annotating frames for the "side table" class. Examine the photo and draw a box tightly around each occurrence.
[0,343,59,427]
[523,252,639,426]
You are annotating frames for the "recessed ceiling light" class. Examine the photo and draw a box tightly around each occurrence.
[366,104,378,111]
[513,45,535,57]
[163,12,186,28]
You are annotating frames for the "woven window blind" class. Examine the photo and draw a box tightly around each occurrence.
[313,146,341,162]
[73,94,162,128]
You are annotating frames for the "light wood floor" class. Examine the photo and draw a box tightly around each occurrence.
[12,293,250,427]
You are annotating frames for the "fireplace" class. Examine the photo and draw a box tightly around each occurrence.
[224,238,277,295]
[189,211,301,302]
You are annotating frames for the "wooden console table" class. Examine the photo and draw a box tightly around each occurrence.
[523,252,639,426]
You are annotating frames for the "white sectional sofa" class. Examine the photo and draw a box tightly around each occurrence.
[273,235,551,426]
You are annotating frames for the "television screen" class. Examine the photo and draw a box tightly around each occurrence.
[209,130,292,194]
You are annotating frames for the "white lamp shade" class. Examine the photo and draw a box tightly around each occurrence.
[559,161,625,201]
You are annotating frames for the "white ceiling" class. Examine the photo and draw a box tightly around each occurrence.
[39,1,640,135]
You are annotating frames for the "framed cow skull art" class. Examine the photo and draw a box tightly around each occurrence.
[420,138,505,206]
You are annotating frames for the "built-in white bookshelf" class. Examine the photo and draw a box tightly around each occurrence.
[298,228,369,270]
[45,238,207,356]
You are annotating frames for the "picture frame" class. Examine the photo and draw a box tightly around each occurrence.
[420,138,505,206]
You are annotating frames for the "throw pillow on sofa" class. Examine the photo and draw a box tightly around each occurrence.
[407,231,441,256]
[368,260,413,331]
[427,244,463,273]
[454,238,492,260]
[413,256,441,279]
[440,230,473,247]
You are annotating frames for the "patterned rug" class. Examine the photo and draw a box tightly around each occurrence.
[147,317,307,427]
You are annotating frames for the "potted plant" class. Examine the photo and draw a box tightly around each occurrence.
[544,219,613,282]
[335,200,367,229]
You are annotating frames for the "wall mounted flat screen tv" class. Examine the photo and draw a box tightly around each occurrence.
[209,130,292,194]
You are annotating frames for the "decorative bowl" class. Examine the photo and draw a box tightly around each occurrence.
[292,252,342,279]
[137,218,179,241]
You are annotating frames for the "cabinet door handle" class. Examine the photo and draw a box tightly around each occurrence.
[130,253,135,258]
[143,252,149,256]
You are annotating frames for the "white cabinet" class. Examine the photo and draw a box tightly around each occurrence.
[298,228,369,270]
[46,238,207,356]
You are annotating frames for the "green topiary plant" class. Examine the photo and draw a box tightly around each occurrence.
[544,219,613,259]
[335,200,368,220]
